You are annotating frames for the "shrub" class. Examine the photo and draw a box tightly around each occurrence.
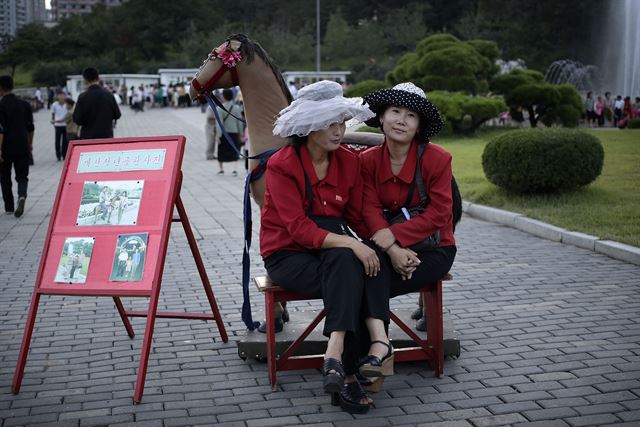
[482,128,604,193]
[344,80,389,98]
[627,118,640,129]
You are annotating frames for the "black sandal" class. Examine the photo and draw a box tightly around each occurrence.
[330,381,371,414]
[359,340,394,377]
[355,372,385,393]
[322,357,345,394]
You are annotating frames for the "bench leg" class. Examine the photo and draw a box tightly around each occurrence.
[424,281,444,377]
[266,291,277,391]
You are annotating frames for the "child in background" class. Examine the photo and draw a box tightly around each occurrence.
[64,99,79,142]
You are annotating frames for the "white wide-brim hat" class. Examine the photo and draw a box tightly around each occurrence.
[273,80,375,138]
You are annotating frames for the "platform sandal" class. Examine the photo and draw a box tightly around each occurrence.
[359,340,394,377]
[322,357,345,394]
[330,381,371,414]
[355,372,386,393]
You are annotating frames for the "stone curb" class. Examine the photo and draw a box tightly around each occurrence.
[462,201,640,266]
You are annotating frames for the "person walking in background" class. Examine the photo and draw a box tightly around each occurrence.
[51,91,68,160]
[204,102,218,160]
[603,92,614,126]
[73,68,121,139]
[47,87,54,109]
[64,99,79,143]
[0,75,34,218]
[594,95,604,127]
[215,89,244,176]
[613,95,624,127]
[584,91,595,127]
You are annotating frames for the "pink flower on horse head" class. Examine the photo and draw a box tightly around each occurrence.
[213,42,242,67]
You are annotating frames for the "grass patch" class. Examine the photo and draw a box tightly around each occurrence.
[0,66,33,88]
[433,128,640,247]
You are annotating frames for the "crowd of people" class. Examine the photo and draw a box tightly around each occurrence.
[583,91,640,128]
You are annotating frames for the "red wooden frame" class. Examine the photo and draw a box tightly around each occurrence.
[11,136,228,403]
[257,276,444,391]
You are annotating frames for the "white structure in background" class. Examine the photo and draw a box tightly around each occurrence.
[495,59,526,75]
[51,0,126,21]
[283,71,351,87]
[158,69,199,87]
[66,74,160,101]
[0,0,46,37]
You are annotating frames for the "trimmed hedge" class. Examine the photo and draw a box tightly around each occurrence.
[627,118,640,129]
[482,129,604,193]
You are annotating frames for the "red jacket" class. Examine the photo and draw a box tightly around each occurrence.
[360,141,455,248]
[260,144,367,258]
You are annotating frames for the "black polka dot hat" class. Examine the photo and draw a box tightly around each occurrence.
[363,82,443,140]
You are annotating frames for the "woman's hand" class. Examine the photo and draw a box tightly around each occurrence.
[387,245,420,280]
[371,228,396,251]
[350,240,381,277]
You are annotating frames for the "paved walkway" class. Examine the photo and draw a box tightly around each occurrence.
[1,106,639,426]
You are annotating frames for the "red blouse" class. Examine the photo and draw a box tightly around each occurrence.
[360,141,455,248]
[260,144,367,258]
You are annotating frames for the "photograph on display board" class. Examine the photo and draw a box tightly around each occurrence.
[110,233,148,282]
[54,237,95,284]
[76,181,144,226]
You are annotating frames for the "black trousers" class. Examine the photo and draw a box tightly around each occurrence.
[1,156,29,212]
[264,244,390,375]
[390,245,457,297]
[54,127,68,160]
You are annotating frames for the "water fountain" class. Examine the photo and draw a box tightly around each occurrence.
[600,0,640,96]
[544,59,598,90]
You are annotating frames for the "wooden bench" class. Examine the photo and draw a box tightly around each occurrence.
[255,273,452,390]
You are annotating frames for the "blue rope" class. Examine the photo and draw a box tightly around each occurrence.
[204,93,280,330]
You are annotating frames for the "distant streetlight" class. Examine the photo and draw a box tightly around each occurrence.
[316,0,321,72]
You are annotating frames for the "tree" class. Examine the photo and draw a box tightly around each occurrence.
[492,69,582,128]
[429,91,506,134]
[386,34,500,94]
[322,11,353,62]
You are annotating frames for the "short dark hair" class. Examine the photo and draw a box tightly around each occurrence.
[82,67,100,82]
[65,98,75,106]
[0,75,14,91]
[222,88,234,101]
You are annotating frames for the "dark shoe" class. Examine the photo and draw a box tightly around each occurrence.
[257,318,284,333]
[355,372,385,393]
[359,340,394,377]
[331,381,370,414]
[232,170,238,176]
[217,170,224,175]
[282,307,290,323]
[416,317,427,332]
[322,357,345,394]
[14,197,26,218]
[411,305,424,320]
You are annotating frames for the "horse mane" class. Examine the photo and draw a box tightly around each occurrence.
[226,33,293,104]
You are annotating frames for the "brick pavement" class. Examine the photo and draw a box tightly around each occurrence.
[1,106,639,426]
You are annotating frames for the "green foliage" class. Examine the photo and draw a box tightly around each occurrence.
[482,129,604,193]
[492,70,582,128]
[387,33,500,95]
[344,80,389,98]
[627,118,640,129]
[429,91,506,134]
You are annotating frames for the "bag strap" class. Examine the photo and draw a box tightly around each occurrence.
[403,144,428,208]
[293,144,314,216]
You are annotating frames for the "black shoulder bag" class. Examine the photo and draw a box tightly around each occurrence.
[293,144,355,237]
[383,144,440,252]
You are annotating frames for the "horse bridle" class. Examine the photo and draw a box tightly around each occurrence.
[191,47,240,103]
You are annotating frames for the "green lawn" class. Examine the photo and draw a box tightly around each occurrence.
[433,129,640,247]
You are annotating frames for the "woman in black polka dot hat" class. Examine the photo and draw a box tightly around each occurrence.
[357,82,458,376]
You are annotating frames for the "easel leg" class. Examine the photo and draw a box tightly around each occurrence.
[266,292,277,391]
[175,195,229,343]
[113,297,135,338]
[12,292,41,394]
[133,292,160,404]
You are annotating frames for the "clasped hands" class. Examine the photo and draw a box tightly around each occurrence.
[372,228,420,280]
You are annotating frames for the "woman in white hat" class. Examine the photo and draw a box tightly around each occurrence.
[261,80,390,414]
[359,82,457,336]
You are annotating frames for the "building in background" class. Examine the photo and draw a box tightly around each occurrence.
[0,0,47,36]
[50,0,126,21]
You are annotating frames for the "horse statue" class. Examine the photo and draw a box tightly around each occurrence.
[189,33,294,208]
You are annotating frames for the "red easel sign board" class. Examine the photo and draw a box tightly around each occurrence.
[35,136,186,297]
